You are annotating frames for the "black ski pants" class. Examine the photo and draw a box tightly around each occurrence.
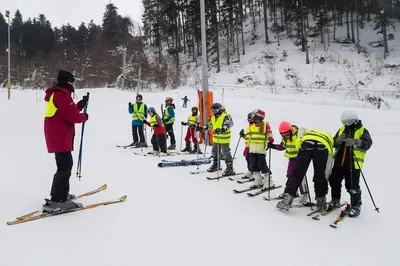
[151,134,167,153]
[165,123,176,145]
[284,141,329,198]
[51,152,73,202]
[248,153,271,174]
[329,163,361,203]
[132,125,145,143]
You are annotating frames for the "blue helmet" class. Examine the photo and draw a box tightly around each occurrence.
[247,112,253,119]
[211,102,222,112]
[148,107,156,114]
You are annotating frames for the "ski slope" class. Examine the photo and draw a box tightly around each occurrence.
[0,88,398,266]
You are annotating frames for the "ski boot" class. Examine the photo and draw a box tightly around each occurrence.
[147,150,159,155]
[348,189,362,217]
[42,199,82,214]
[316,196,327,212]
[181,142,191,152]
[191,144,202,154]
[207,161,220,172]
[242,170,252,179]
[167,143,176,150]
[326,198,341,211]
[67,194,76,201]
[298,193,310,205]
[261,173,275,191]
[276,193,294,211]
[250,172,263,188]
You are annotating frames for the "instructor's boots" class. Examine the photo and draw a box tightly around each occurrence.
[316,196,327,212]
[181,142,191,152]
[42,199,82,213]
[276,193,294,211]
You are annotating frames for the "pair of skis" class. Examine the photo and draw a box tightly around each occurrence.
[7,184,127,225]
[158,158,211,168]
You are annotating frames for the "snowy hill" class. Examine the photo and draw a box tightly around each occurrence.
[1,87,398,266]
[181,14,400,109]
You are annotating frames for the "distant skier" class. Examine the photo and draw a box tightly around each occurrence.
[163,97,176,150]
[181,96,190,108]
[128,94,148,147]
[377,97,382,110]
[327,110,373,217]
[268,121,311,205]
[43,69,88,212]
[143,107,168,156]
[181,106,202,154]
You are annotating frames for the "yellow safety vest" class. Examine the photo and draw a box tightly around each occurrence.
[150,114,160,128]
[247,122,272,146]
[132,103,145,121]
[163,106,175,124]
[300,130,334,155]
[188,115,198,125]
[244,126,251,145]
[282,125,301,159]
[335,127,366,169]
[211,113,231,144]
[45,93,58,118]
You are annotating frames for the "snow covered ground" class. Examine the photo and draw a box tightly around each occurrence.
[0,87,398,266]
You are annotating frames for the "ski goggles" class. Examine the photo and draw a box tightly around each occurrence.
[280,130,292,137]
[342,119,356,126]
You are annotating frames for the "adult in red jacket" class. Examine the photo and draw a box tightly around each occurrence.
[43,69,88,212]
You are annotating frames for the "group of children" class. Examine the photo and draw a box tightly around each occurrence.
[127,94,373,217]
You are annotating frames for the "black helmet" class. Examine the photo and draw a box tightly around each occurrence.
[136,94,143,100]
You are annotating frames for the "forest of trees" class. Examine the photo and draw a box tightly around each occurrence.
[0,0,399,89]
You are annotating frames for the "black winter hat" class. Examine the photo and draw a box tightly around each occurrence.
[57,69,75,83]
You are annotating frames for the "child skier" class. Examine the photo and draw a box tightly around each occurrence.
[163,97,176,150]
[268,121,311,204]
[243,109,275,190]
[197,102,234,176]
[239,112,255,180]
[143,107,168,156]
[328,110,373,217]
[181,106,202,154]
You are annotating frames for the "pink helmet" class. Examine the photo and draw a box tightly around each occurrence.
[279,121,292,133]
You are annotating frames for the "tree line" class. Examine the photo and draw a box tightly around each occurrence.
[0,1,399,89]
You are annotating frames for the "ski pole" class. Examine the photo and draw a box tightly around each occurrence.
[180,124,184,151]
[352,148,380,213]
[232,136,241,160]
[268,147,272,200]
[303,174,313,211]
[76,92,90,180]
[196,130,200,170]
[216,134,220,178]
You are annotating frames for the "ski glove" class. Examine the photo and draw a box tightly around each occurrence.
[181,122,187,126]
[336,133,347,145]
[128,102,132,108]
[214,127,227,134]
[345,138,361,147]
[77,96,88,111]
[239,129,245,137]
[267,142,277,149]
[243,146,249,157]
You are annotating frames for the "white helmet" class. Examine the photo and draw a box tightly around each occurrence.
[341,110,359,126]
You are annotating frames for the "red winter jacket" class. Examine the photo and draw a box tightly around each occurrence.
[44,86,88,153]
